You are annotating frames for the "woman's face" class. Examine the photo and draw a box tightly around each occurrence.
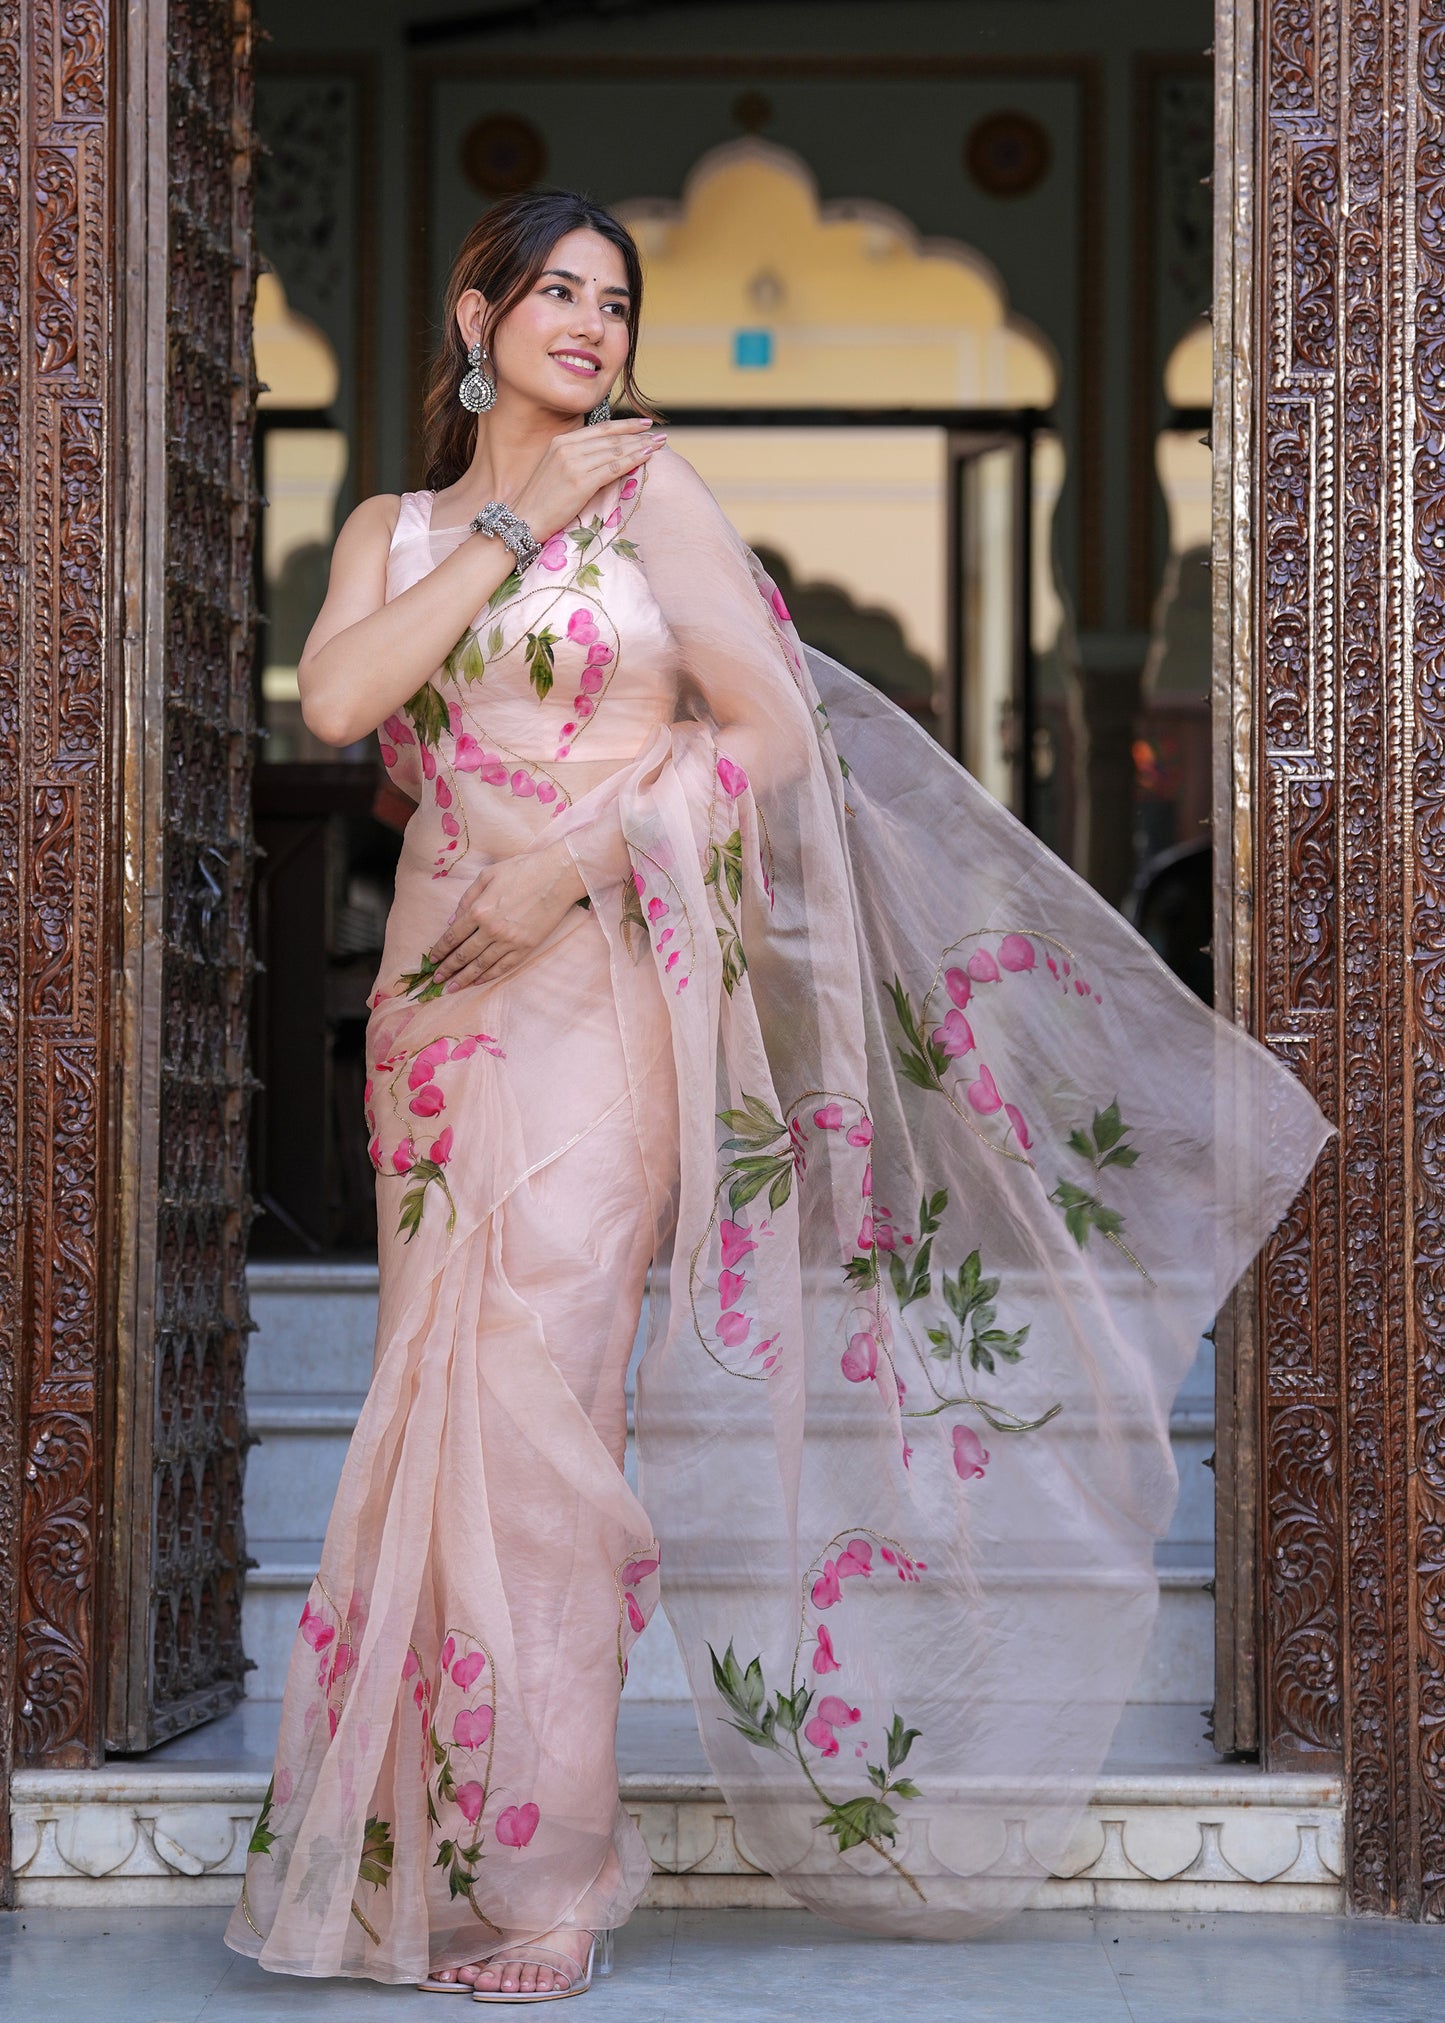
[460,227,633,419]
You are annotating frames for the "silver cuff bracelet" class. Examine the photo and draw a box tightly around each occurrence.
[469,498,542,574]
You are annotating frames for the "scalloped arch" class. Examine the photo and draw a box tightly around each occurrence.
[254,266,339,409]
[616,140,1057,408]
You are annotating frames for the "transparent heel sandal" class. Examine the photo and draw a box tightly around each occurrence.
[468,1929,612,2004]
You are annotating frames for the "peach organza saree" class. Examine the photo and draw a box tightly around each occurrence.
[227,452,1328,1979]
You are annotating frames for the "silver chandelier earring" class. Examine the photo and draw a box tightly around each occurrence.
[585,392,612,426]
[459,340,496,414]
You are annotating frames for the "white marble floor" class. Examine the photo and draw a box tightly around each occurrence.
[3,1904,1444,2022]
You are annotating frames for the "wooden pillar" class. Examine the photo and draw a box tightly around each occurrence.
[1215,0,1445,1919]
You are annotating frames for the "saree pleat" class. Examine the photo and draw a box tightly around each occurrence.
[229,452,1329,1974]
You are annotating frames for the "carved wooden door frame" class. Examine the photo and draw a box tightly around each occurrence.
[1213,0,1445,1918]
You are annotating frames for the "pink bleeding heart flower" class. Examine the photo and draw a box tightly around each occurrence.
[718,1269,746,1311]
[429,1127,454,1164]
[538,536,568,571]
[384,714,415,746]
[434,775,452,809]
[299,1602,334,1651]
[452,1706,494,1750]
[931,1008,975,1058]
[846,1117,873,1147]
[620,475,639,500]
[447,701,463,737]
[626,1593,646,1633]
[573,695,595,717]
[479,756,508,785]
[328,1708,338,1738]
[968,948,1000,983]
[840,1332,878,1383]
[578,666,605,694]
[717,1308,750,1348]
[720,1219,757,1267]
[811,1561,842,1609]
[441,1636,456,1671]
[813,1102,843,1130]
[812,1624,841,1674]
[875,1221,897,1251]
[861,1162,873,1197]
[584,642,613,667]
[604,506,622,528]
[536,781,557,804]
[510,769,536,796]
[857,1214,874,1249]
[380,743,397,769]
[631,871,646,894]
[836,1539,873,1581]
[623,1557,659,1585]
[770,587,791,622]
[953,1424,991,1480]
[402,1648,419,1680]
[751,1332,780,1369]
[408,1037,450,1089]
[452,734,483,771]
[999,933,1036,972]
[275,1766,294,1806]
[567,608,599,643]
[441,813,460,837]
[716,755,749,799]
[495,1802,540,1848]
[392,1139,416,1174]
[367,1134,382,1170]
[944,965,972,1008]
[1004,1103,1032,1151]
[646,896,668,922]
[409,1084,445,1118]
[420,744,437,782]
[803,1715,842,1757]
[451,1648,486,1691]
[454,1781,487,1825]
[818,1694,861,1729]
[966,1065,1003,1115]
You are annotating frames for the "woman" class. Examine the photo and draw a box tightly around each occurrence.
[226,191,1328,1999]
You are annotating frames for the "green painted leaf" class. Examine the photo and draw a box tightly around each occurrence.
[1092,1100,1125,1153]
[819,1795,901,1853]
[1099,1144,1139,1169]
[845,1254,880,1290]
[487,569,522,611]
[486,624,504,655]
[613,538,640,561]
[525,626,557,700]
[885,1714,922,1771]
[404,680,449,748]
[890,1778,921,1801]
[445,632,485,685]
[357,1814,395,1891]
[767,1163,793,1213]
[397,951,445,1001]
[248,1779,277,1856]
[575,561,602,588]
[867,1762,889,1792]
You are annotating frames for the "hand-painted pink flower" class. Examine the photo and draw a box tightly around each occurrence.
[274,1765,294,1806]
[408,1037,451,1089]
[665,951,680,973]
[435,776,453,809]
[392,1139,416,1174]
[770,587,791,623]
[646,896,668,922]
[840,1331,878,1383]
[719,1218,757,1267]
[1004,1103,1032,1151]
[931,1008,975,1058]
[441,813,461,838]
[447,700,463,736]
[803,1715,842,1757]
[604,506,622,528]
[420,744,437,782]
[812,1623,841,1674]
[452,1706,494,1750]
[367,1134,382,1170]
[441,1635,456,1671]
[998,933,1035,972]
[626,1594,645,1633]
[953,1424,991,1480]
[966,1065,1003,1116]
[573,695,595,717]
[578,666,605,694]
[538,535,569,571]
[623,1556,659,1586]
[495,1802,540,1848]
[875,1222,897,1252]
[453,734,483,770]
[620,475,639,501]
[454,1780,487,1825]
[380,743,397,769]
[584,642,613,667]
[812,1102,843,1130]
[428,1127,454,1165]
[328,1707,338,1738]
[536,781,558,804]
[384,714,415,746]
[857,1214,874,1249]
[409,1084,445,1118]
[328,1641,357,1690]
[402,1648,419,1680]
[967,948,1000,984]
[861,1162,872,1197]
[451,1648,486,1691]
[451,1032,504,1060]
[944,966,972,1008]
[836,1539,873,1581]
[803,1696,861,1758]
[716,755,749,799]
[567,607,599,643]
[880,1546,927,1583]
[479,756,508,786]
[717,1308,751,1348]
[718,1268,746,1311]
[299,1601,334,1651]
[632,870,646,894]
[846,1117,873,1147]
[510,769,536,797]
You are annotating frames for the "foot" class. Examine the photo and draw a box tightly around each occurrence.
[469,1928,592,1997]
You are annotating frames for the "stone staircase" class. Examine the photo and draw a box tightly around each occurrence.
[8,1263,1345,1912]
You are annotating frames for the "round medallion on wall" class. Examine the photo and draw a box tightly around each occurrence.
[460,114,548,198]
[964,110,1052,199]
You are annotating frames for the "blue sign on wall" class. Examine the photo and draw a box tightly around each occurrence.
[733,328,774,369]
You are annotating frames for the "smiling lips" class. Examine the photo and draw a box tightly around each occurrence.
[551,349,601,376]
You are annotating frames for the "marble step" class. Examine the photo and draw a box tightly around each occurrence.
[10,1701,1343,1912]
[241,1536,1216,1707]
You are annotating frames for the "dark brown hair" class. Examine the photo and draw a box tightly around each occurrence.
[422,190,651,489]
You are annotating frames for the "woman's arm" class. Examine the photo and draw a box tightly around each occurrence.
[298,418,666,747]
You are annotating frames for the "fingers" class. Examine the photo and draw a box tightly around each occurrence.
[442,943,521,995]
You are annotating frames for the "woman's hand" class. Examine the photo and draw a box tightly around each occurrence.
[511,419,666,541]
[427,843,588,994]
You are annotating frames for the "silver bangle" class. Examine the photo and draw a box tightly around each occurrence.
[469,498,541,574]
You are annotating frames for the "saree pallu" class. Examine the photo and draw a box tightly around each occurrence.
[228,452,1329,1977]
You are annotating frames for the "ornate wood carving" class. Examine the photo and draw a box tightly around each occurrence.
[0,0,115,1835]
[1218,0,1442,1919]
